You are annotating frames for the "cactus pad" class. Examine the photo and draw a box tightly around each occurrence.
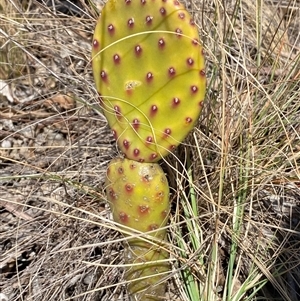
[105,157,170,237]
[105,157,170,300]
[92,0,206,162]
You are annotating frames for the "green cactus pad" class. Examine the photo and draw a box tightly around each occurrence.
[105,157,170,236]
[105,157,170,300]
[92,0,206,162]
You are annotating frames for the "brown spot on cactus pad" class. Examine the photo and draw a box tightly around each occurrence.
[128,18,134,27]
[134,45,142,56]
[125,183,134,192]
[107,24,115,34]
[148,224,159,231]
[114,105,122,119]
[138,205,150,215]
[168,67,176,76]
[149,153,158,160]
[146,136,153,144]
[172,97,180,106]
[161,209,168,218]
[100,70,107,82]
[123,139,130,149]
[191,85,198,94]
[185,117,193,124]
[133,148,140,157]
[160,7,166,15]
[200,69,206,77]
[158,38,165,48]
[150,105,158,116]
[113,54,121,64]
[132,118,140,130]
[178,12,185,19]
[163,128,171,138]
[100,70,105,78]
[155,191,165,202]
[146,72,153,82]
[107,187,117,201]
[119,212,129,223]
[145,15,153,25]
[175,28,182,36]
[187,58,194,66]
[92,39,99,48]
[130,163,136,169]
[141,174,150,182]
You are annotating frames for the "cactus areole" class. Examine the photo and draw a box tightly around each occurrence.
[92,0,206,163]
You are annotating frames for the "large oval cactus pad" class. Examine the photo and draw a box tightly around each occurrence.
[92,0,206,162]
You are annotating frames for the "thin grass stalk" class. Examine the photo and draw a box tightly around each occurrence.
[256,0,262,67]
[225,135,250,300]
[178,183,200,300]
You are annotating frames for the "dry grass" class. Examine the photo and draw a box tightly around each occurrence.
[0,0,299,300]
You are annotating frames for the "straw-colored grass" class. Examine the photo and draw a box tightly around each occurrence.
[0,0,299,300]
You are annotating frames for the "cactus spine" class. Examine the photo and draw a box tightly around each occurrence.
[92,0,206,299]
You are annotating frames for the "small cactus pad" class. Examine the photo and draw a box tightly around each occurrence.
[92,0,206,162]
[105,157,170,237]
[105,157,170,300]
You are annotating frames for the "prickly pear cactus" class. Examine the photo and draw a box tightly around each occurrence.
[92,0,206,162]
[105,157,170,300]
